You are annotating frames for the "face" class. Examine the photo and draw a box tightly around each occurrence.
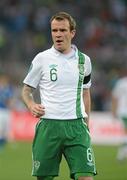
[51,19,76,54]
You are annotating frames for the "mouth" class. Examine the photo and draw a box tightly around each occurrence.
[56,40,63,44]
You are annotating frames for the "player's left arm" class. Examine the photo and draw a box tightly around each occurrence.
[83,88,91,127]
[82,54,92,127]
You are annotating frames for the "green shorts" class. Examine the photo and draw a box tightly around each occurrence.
[32,118,97,179]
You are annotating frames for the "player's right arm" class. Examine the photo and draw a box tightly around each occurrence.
[22,84,45,118]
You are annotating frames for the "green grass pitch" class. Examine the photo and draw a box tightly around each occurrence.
[0,142,127,180]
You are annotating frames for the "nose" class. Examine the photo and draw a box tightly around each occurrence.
[56,30,62,37]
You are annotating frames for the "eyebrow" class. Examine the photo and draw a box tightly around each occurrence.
[52,28,68,31]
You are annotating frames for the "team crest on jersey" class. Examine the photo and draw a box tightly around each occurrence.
[33,160,40,170]
[78,64,84,75]
[87,162,94,166]
[49,64,58,68]
[78,64,84,81]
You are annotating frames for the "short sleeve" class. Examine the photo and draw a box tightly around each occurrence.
[23,53,42,88]
[83,54,92,89]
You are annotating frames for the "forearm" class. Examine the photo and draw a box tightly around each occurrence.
[21,84,45,118]
[21,84,35,110]
[83,88,91,126]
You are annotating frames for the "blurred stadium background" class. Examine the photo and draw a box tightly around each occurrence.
[0,0,127,180]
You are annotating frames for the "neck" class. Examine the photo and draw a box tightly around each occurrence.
[54,45,72,54]
[62,47,72,54]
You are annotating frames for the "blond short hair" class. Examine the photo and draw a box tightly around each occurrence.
[50,11,76,31]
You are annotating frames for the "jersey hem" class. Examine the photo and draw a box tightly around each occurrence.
[40,117,85,121]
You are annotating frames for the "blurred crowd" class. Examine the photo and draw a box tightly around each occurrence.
[0,0,127,111]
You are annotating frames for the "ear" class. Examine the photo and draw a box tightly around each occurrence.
[71,30,76,39]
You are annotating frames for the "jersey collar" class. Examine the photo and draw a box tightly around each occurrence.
[51,44,79,59]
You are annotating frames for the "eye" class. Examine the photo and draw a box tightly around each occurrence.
[52,29,57,32]
[60,29,67,32]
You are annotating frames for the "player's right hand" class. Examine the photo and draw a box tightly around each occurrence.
[29,102,45,118]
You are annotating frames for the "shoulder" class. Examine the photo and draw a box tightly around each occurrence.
[79,52,92,75]
[32,48,52,63]
[80,52,92,70]
[78,51,91,65]
[35,48,52,58]
[82,53,91,63]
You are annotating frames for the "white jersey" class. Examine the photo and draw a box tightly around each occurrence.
[112,77,127,117]
[23,45,92,120]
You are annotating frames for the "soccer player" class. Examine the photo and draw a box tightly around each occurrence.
[112,67,127,161]
[21,12,97,180]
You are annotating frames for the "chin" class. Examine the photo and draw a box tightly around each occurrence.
[56,47,64,52]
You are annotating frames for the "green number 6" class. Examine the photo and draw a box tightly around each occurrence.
[87,148,93,162]
[50,68,57,81]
